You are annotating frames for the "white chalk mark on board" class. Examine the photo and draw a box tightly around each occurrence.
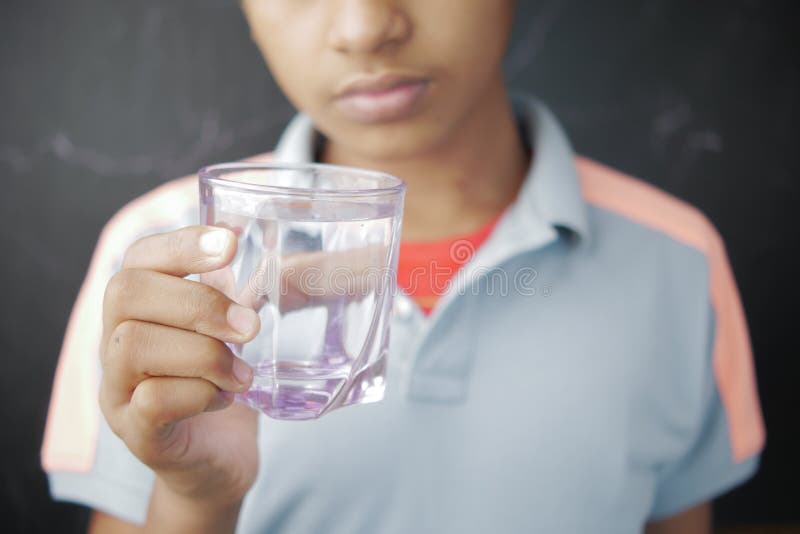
[0,111,279,178]
[687,131,723,153]
[0,146,32,173]
[49,133,156,176]
[652,101,693,145]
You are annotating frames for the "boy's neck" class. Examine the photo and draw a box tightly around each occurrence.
[321,81,529,241]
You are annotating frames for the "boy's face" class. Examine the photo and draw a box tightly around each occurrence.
[241,0,515,160]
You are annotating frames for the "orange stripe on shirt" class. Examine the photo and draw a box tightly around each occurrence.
[577,156,765,463]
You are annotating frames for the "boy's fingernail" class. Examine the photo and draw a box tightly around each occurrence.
[232,358,254,386]
[227,304,259,335]
[199,229,230,257]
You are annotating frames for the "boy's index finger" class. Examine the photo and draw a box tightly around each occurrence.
[121,225,237,277]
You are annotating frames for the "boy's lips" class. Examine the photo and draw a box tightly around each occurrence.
[334,73,430,123]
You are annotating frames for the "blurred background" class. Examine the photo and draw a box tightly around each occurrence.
[1,0,797,532]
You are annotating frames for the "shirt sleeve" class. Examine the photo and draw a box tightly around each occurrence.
[47,418,156,525]
[649,228,765,520]
[41,176,198,525]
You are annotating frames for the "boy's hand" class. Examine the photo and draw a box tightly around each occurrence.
[99,226,261,513]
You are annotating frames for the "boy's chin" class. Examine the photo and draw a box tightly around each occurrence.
[328,120,451,163]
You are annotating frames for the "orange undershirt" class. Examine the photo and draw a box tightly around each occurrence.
[396,214,502,314]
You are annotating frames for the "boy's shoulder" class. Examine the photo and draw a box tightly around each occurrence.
[575,155,726,259]
[576,156,764,465]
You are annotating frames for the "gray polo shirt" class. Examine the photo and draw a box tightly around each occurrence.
[42,96,764,533]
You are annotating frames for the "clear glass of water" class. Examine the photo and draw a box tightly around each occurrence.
[198,162,405,420]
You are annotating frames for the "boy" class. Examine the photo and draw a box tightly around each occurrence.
[41,1,765,532]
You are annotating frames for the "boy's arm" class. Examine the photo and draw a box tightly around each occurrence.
[89,511,141,534]
[143,477,242,533]
[644,502,711,534]
[88,477,243,534]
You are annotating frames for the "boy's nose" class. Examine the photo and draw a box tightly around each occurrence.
[327,0,412,55]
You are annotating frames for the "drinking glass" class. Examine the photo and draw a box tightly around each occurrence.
[198,163,405,420]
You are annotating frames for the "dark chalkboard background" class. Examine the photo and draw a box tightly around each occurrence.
[1,0,797,531]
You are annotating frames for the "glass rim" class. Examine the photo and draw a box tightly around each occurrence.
[198,162,406,199]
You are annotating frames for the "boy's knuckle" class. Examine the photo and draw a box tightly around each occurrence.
[103,271,125,306]
[105,269,139,307]
[120,240,140,269]
[130,381,165,427]
[109,320,142,360]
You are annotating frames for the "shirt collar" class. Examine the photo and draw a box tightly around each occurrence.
[273,112,320,163]
[511,94,590,243]
[273,94,590,246]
